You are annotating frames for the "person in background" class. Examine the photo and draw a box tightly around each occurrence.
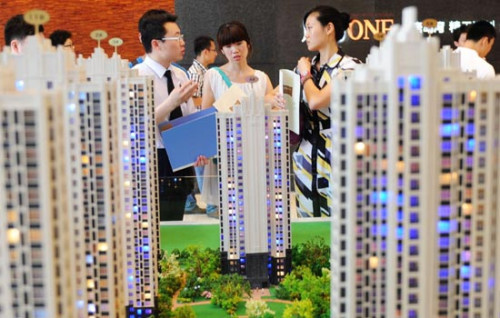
[184,35,218,216]
[293,5,361,217]
[4,14,44,54]
[201,21,284,218]
[188,35,218,106]
[49,29,75,52]
[455,20,496,79]
[133,9,207,221]
[453,24,469,49]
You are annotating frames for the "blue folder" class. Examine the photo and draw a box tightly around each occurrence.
[159,107,218,172]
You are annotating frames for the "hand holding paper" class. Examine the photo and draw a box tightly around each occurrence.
[279,69,300,134]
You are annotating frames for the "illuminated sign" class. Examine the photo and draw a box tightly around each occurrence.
[347,19,394,41]
[345,16,496,41]
[415,20,496,34]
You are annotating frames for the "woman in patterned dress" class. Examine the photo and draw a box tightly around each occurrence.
[293,5,361,217]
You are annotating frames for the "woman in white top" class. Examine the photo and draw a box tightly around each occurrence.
[202,21,283,108]
[200,21,283,216]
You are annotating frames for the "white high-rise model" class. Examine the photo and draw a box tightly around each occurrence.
[116,75,159,317]
[0,36,89,318]
[81,44,160,317]
[330,6,500,318]
[0,32,159,317]
[217,90,291,287]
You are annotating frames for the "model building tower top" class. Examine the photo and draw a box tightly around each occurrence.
[6,35,80,92]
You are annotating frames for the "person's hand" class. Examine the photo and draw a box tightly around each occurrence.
[167,80,198,108]
[297,57,311,75]
[267,87,286,110]
[194,155,209,167]
[273,93,285,110]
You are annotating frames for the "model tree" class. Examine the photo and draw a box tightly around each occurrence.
[211,274,251,315]
[283,299,315,318]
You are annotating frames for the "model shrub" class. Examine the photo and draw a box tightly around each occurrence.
[275,266,330,318]
[178,246,220,300]
[158,252,184,317]
[210,274,251,315]
[283,299,315,318]
[172,305,196,318]
[245,299,275,318]
[291,236,330,276]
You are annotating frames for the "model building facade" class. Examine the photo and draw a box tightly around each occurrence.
[0,35,159,318]
[330,7,500,318]
[217,91,292,287]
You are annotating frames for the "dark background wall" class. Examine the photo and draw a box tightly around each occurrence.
[177,0,500,85]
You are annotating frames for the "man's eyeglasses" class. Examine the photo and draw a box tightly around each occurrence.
[159,34,185,42]
[63,43,74,48]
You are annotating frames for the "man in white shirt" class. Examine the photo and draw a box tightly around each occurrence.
[455,20,496,79]
[134,9,207,221]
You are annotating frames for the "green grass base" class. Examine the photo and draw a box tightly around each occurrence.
[189,301,287,317]
[160,221,330,251]
[162,221,329,317]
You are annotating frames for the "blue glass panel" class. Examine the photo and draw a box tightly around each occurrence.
[409,76,421,90]
[398,77,405,88]
[442,93,453,102]
[467,139,475,151]
[438,205,451,217]
[439,268,448,278]
[466,123,475,135]
[410,212,419,223]
[438,221,450,233]
[462,282,470,292]
[440,123,460,137]
[439,237,450,248]
[410,196,419,207]
[461,265,471,278]
[396,227,403,239]
[411,94,420,106]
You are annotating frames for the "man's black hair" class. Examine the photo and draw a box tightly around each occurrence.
[467,20,496,42]
[138,9,177,53]
[49,30,72,47]
[452,24,468,42]
[4,14,44,46]
[194,35,214,56]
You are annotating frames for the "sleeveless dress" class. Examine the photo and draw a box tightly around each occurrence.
[293,51,361,217]
[201,68,269,207]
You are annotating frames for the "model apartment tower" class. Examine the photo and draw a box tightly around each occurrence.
[217,91,292,287]
[0,33,159,318]
[329,7,500,318]
[81,45,160,317]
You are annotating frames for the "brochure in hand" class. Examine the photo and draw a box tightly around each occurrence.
[279,69,300,134]
[159,107,218,172]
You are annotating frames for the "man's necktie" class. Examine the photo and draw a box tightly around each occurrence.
[164,69,183,120]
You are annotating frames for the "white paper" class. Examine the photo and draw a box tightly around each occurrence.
[213,85,247,113]
[279,69,300,134]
